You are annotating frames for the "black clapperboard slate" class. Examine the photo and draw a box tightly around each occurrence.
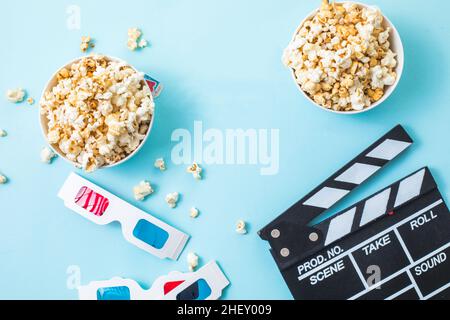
[259,125,450,300]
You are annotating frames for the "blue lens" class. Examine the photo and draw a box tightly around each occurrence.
[176,279,212,300]
[97,286,131,300]
[133,219,169,249]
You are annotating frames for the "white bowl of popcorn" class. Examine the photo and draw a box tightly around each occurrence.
[282,1,404,114]
[39,55,155,172]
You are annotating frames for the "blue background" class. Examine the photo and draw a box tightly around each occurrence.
[0,0,449,300]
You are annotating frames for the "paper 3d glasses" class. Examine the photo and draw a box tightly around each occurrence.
[78,261,229,300]
[58,173,189,260]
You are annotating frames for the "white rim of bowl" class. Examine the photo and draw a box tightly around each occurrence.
[39,55,156,169]
[288,1,404,115]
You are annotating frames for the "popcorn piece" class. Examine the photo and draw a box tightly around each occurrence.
[40,55,154,172]
[370,65,396,89]
[187,252,199,272]
[47,129,60,144]
[127,28,147,51]
[350,87,369,111]
[40,147,57,164]
[378,28,390,44]
[154,158,166,171]
[0,174,7,184]
[138,39,148,48]
[6,88,26,103]
[368,88,384,102]
[128,28,141,41]
[27,97,34,105]
[381,50,397,69]
[80,43,88,53]
[187,162,202,180]
[80,36,94,53]
[58,68,70,79]
[0,129,7,137]
[189,207,199,218]
[165,192,179,208]
[283,1,397,112]
[133,181,153,201]
[127,39,138,51]
[236,220,248,235]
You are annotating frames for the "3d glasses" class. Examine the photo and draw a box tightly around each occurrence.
[78,261,229,300]
[58,173,189,260]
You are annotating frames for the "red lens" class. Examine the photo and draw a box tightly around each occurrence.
[75,186,110,216]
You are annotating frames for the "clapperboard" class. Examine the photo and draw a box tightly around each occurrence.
[259,125,450,300]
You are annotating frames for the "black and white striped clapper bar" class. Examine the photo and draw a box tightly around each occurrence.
[259,125,450,300]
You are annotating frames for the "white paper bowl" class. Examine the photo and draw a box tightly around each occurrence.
[39,55,155,170]
[288,1,404,114]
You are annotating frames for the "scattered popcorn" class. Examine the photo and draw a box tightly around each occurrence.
[154,158,166,171]
[40,55,154,172]
[187,252,199,272]
[6,88,26,103]
[40,147,57,164]
[27,97,35,105]
[127,28,148,51]
[0,129,6,137]
[189,207,199,218]
[0,174,7,184]
[236,220,248,235]
[187,162,202,180]
[282,0,397,112]
[133,181,154,201]
[80,36,94,53]
[165,192,179,208]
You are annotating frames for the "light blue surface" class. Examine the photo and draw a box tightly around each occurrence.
[0,0,449,300]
